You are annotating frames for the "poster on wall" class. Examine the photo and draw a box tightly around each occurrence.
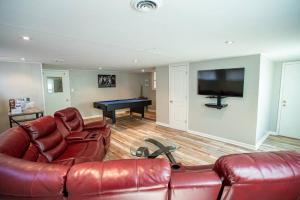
[98,75,116,88]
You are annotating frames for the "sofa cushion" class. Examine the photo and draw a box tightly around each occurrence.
[0,153,69,199]
[22,116,67,162]
[66,159,170,200]
[170,168,221,200]
[56,140,105,164]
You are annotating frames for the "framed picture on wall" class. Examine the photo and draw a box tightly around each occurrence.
[98,75,116,88]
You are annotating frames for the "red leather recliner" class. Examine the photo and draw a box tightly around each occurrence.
[0,126,70,199]
[0,123,170,200]
[54,107,111,151]
[21,116,106,165]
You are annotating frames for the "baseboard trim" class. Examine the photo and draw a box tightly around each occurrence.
[82,110,132,120]
[147,108,156,112]
[83,115,101,120]
[187,129,257,150]
[268,131,277,135]
[155,121,170,128]
[255,131,274,149]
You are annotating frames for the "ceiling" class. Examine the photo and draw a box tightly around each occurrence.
[0,0,300,70]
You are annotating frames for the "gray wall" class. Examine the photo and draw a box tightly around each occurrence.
[0,62,44,132]
[269,62,283,132]
[256,56,275,142]
[189,55,261,146]
[68,69,152,117]
[155,55,293,146]
[156,66,169,124]
[142,72,156,110]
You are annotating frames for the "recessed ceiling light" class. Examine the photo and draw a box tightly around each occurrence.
[21,36,31,41]
[141,69,145,72]
[134,59,138,63]
[98,67,102,70]
[225,41,234,45]
[20,57,25,61]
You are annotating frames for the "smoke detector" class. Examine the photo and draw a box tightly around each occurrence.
[131,0,161,12]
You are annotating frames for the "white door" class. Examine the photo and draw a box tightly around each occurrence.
[43,70,71,115]
[278,62,300,139]
[169,64,188,131]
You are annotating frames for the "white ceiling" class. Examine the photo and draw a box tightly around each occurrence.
[0,0,300,70]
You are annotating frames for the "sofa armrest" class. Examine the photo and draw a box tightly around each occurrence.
[0,153,69,199]
[83,121,107,130]
[170,168,222,200]
[66,131,89,141]
[67,159,170,199]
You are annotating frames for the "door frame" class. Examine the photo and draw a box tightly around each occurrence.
[42,69,71,115]
[168,63,189,131]
[276,61,300,135]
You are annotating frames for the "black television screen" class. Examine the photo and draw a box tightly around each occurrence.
[198,68,245,97]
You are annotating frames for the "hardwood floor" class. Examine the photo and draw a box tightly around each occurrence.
[87,112,300,166]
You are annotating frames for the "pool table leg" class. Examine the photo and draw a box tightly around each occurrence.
[103,110,116,124]
[130,106,145,119]
[111,110,116,124]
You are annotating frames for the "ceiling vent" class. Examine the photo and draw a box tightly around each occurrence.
[131,0,161,12]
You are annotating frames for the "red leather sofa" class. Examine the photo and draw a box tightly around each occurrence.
[0,115,300,200]
[54,107,111,151]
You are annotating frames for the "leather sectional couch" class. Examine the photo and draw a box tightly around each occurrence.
[0,108,300,200]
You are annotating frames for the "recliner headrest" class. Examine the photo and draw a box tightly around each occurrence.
[21,116,57,140]
[214,151,300,185]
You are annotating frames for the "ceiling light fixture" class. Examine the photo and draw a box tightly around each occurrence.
[134,59,138,63]
[54,58,64,63]
[131,0,161,12]
[141,69,145,72]
[98,67,102,70]
[21,36,30,41]
[225,41,234,45]
[20,57,25,61]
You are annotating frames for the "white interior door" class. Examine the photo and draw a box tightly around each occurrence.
[169,64,188,131]
[278,62,300,139]
[43,70,71,115]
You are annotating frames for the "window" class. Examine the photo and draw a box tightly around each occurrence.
[47,77,63,93]
[152,71,156,90]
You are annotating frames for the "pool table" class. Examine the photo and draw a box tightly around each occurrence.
[93,98,152,123]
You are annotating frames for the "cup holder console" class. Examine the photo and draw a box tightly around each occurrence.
[171,164,181,170]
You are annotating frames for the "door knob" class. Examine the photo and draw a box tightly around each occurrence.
[282,100,287,103]
[66,99,69,102]
[170,100,173,103]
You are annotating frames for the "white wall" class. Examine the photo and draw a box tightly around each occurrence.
[188,55,261,146]
[0,62,44,132]
[256,56,275,143]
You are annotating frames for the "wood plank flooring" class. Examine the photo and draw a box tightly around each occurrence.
[87,112,300,166]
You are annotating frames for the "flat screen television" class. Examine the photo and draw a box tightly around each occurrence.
[198,68,245,97]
